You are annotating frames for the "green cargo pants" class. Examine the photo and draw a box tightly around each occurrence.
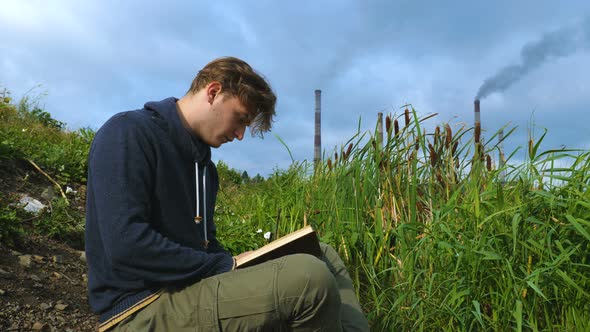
[113,243,369,331]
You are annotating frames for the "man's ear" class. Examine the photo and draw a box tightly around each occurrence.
[206,82,222,104]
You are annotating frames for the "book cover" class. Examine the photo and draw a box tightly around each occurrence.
[235,225,322,269]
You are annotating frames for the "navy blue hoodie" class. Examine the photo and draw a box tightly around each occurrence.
[85,97,234,324]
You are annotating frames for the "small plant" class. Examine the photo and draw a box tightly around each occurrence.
[0,199,23,246]
[32,197,84,243]
[30,107,65,130]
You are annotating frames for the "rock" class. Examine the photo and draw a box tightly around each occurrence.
[82,274,88,283]
[78,251,86,262]
[18,255,32,268]
[0,268,11,279]
[0,289,5,295]
[32,322,50,331]
[32,255,45,263]
[10,249,22,256]
[30,274,42,282]
[41,186,55,201]
[39,303,51,311]
[55,304,68,311]
[53,255,64,264]
[52,272,62,280]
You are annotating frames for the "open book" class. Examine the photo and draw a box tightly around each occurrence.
[235,225,322,269]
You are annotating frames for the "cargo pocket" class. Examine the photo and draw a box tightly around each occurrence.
[215,262,281,331]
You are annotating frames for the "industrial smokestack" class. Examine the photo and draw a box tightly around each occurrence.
[314,90,322,168]
[474,99,482,148]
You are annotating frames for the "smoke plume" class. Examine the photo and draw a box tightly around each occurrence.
[476,17,590,99]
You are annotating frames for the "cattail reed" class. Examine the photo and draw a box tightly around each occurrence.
[436,171,444,186]
[434,126,440,147]
[452,141,458,156]
[528,138,534,157]
[475,142,483,160]
[445,124,452,148]
[486,154,492,171]
[474,123,481,144]
[404,108,410,128]
[394,119,399,136]
[344,143,353,160]
[334,151,338,163]
[385,115,391,134]
[429,143,437,167]
[327,158,332,171]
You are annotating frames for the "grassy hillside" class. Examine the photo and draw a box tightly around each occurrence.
[0,94,92,246]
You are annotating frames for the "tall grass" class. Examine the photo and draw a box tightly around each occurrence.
[0,94,94,184]
[217,108,590,330]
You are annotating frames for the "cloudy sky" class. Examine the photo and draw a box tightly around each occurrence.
[1,1,589,177]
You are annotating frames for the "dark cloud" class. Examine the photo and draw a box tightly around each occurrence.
[477,17,590,99]
[1,0,589,176]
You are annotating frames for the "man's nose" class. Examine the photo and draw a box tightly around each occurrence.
[234,126,245,141]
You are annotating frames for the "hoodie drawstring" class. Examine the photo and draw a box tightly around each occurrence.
[194,161,209,249]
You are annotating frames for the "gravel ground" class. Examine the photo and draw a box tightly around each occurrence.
[0,236,99,331]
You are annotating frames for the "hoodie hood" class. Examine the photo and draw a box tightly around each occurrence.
[144,97,211,164]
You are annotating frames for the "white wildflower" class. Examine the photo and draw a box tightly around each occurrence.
[256,229,263,233]
[263,231,271,240]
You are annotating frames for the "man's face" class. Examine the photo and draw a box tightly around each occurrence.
[202,93,251,148]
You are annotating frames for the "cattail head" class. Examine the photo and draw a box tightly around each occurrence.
[404,108,410,127]
[475,142,483,159]
[342,143,352,160]
[385,115,391,133]
[474,123,481,144]
[429,143,437,167]
[434,126,441,146]
[334,151,338,162]
[479,144,485,161]
[345,143,353,160]
[445,124,452,148]
[528,138,534,157]
[327,158,332,171]
[394,119,399,136]
[436,171,444,186]
[452,141,459,156]
[415,138,420,151]
[486,154,492,171]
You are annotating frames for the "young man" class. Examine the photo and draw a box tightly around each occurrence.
[85,57,369,331]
